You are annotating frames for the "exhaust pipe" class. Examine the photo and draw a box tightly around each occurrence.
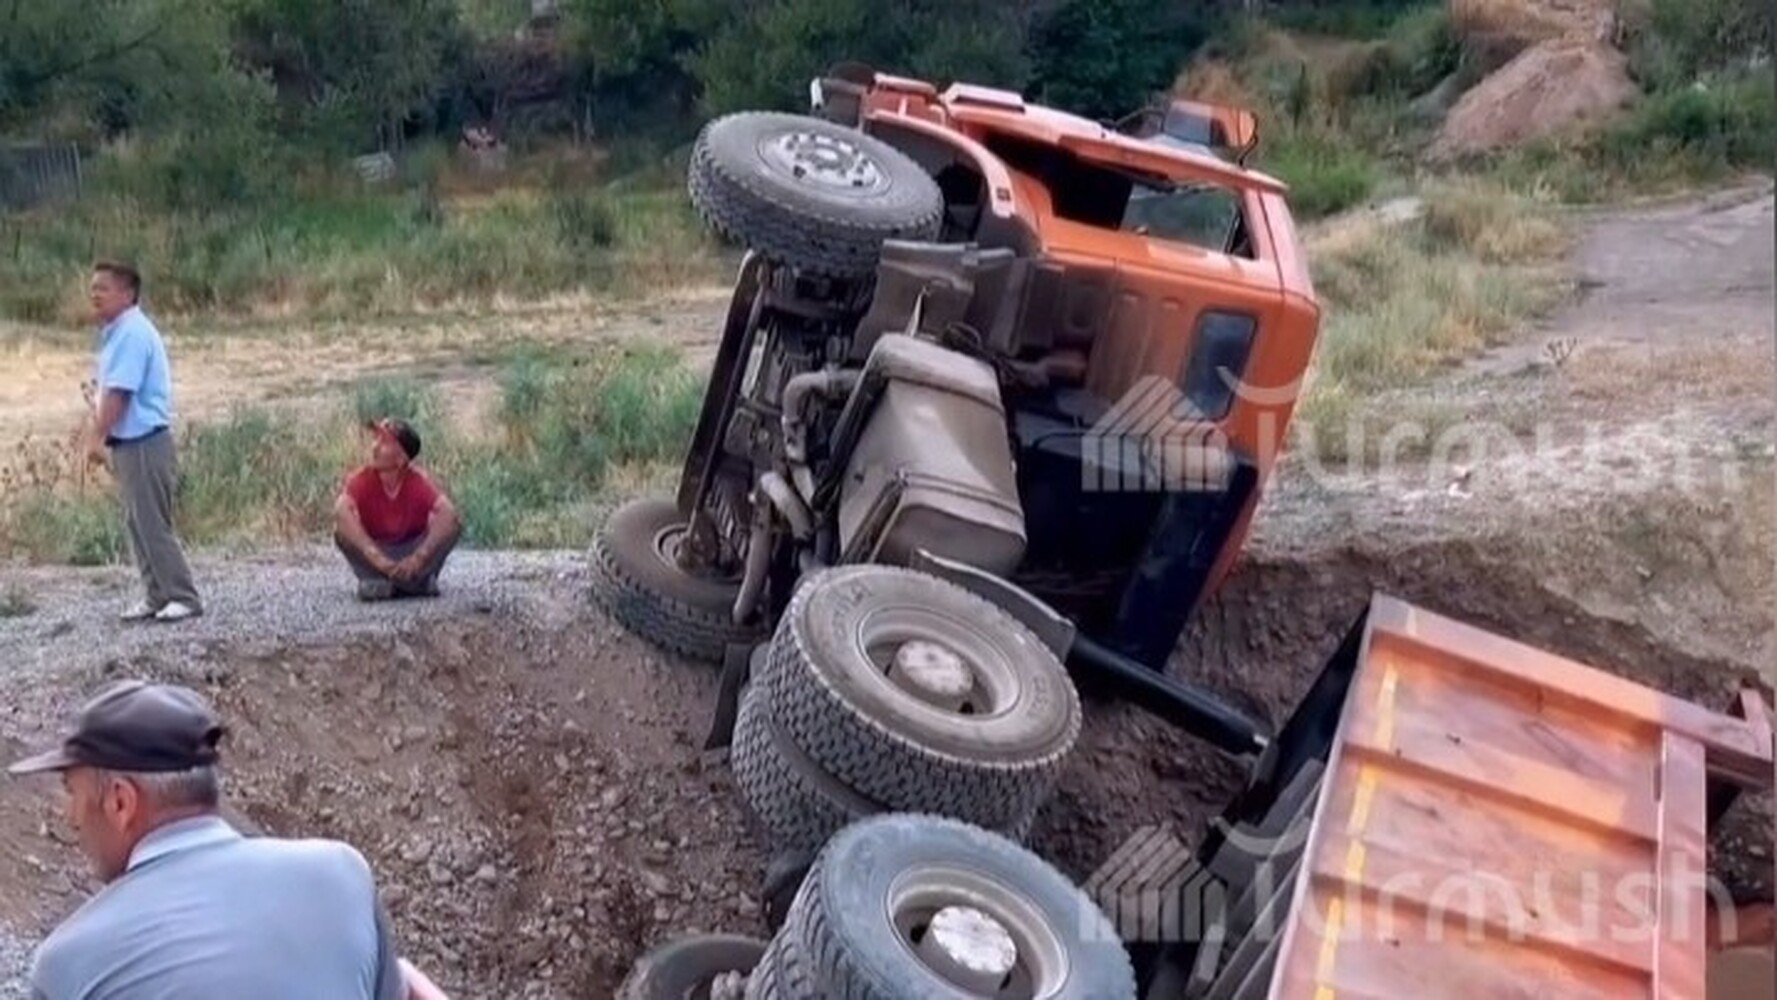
[759,471,814,540]
[782,370,859,464]
[732,501,774,625]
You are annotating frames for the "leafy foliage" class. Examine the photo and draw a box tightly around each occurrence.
[1027,0,1213,120]
[226,0,473,150]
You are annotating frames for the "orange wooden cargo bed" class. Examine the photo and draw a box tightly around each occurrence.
[1266,596,1775,999]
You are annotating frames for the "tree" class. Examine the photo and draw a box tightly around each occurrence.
[1028,0,1212,120]
[687,0,1032,116]
[0,0,227,137]
[227,0,470,150]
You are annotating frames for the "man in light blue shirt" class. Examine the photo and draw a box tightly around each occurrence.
[8,680,439,1000]
[84,261,202,623]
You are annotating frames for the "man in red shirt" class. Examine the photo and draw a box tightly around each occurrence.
[333,418,462,600]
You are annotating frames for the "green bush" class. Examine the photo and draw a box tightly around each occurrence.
[1624,0,1773,91]
[1270,0,1436,38]
[1261,131,1381,219]
[1599,70,1775,171]
[176,407,346,542]
[6,495,126,566]
[352,377,442,427]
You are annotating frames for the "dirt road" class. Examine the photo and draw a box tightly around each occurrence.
[0,183,1770,996]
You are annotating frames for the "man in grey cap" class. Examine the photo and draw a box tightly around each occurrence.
[8,679,445,999]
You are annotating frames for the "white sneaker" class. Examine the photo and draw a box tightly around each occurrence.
[120,601,156,622]
[153,601,200,623]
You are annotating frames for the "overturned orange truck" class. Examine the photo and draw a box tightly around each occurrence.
[593,65,1777,998]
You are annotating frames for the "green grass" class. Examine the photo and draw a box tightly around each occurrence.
[1490,68,1776,203]
[0,153,725,325]
[1295,178,1574,461]
[1258,129,1385,218]
[0,344,708,563]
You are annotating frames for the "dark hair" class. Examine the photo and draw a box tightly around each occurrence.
[372,417,422,460]
[92,260,141,302]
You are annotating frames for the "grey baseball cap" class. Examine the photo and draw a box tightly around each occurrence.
[8,680,227,775]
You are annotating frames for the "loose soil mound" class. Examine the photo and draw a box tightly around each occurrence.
[1428,37,1638,160]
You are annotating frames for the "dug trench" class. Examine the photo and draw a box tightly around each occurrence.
[0,536,1768,998]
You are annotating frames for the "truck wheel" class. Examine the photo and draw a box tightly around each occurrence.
[687,112,944,278]
[732,678,1037,861]
[731,684,877,854]
[591,497,766,663]
[743,930,820,999]
[781,814,1137,1000]
[761,566,1081,832]
[618,933,766,999]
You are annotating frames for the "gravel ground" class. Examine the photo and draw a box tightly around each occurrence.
[0,930,27,1000]
[0,546,588,682]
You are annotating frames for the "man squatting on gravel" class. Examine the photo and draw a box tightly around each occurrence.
[7,679,447,999]
[333,417,462,601]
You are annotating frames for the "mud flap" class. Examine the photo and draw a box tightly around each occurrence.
[703,641,768,755]
[762,848,817,933]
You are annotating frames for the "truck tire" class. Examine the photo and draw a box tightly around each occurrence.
[743,929,820,999]
[590,496,766,663]
[760,566,1080,832]
[687,112,944,278]
[618,933,766,999]
[731,684,878,854]
[732,680,1037,859]
[781,814,1137,1000]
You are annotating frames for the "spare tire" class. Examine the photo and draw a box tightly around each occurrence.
[618,933,766,999]
[687,111,944,278]
[590,496,767,663]
[777,813,1137,999]
[760,566,1081,832]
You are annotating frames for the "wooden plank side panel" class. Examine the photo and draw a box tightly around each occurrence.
[1342,720,1660,844]
[1341,750,1655,915]
[1305,830,1655,975]
[1382,643,1658,791]
[1270,888,1651,1000]
[1655,733,1709,1000]
[1272,746,1659,996]
[1338,657,1662,844]
[1365,598,1770,773]
[1265,597,1766,999]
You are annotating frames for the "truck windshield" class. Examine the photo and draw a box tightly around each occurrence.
[981,133,1252,258]
[1122,181,1242,253]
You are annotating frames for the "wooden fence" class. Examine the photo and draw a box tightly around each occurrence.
[0,143,83,211]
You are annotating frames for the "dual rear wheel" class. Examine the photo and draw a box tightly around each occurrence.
[619,814,1137,999]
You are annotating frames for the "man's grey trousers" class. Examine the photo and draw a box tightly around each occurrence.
[110,430,202,611]
[333,529,460,595]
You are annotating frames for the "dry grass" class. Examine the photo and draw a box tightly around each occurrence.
[1295,179,1575,460]
[0,177,727,327]
[0,344,707,564]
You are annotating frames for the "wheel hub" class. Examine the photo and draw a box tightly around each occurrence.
[890,640,975,711]
[915,905,1019,993]
[763,130,887,192]
[708,969,749,1000]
